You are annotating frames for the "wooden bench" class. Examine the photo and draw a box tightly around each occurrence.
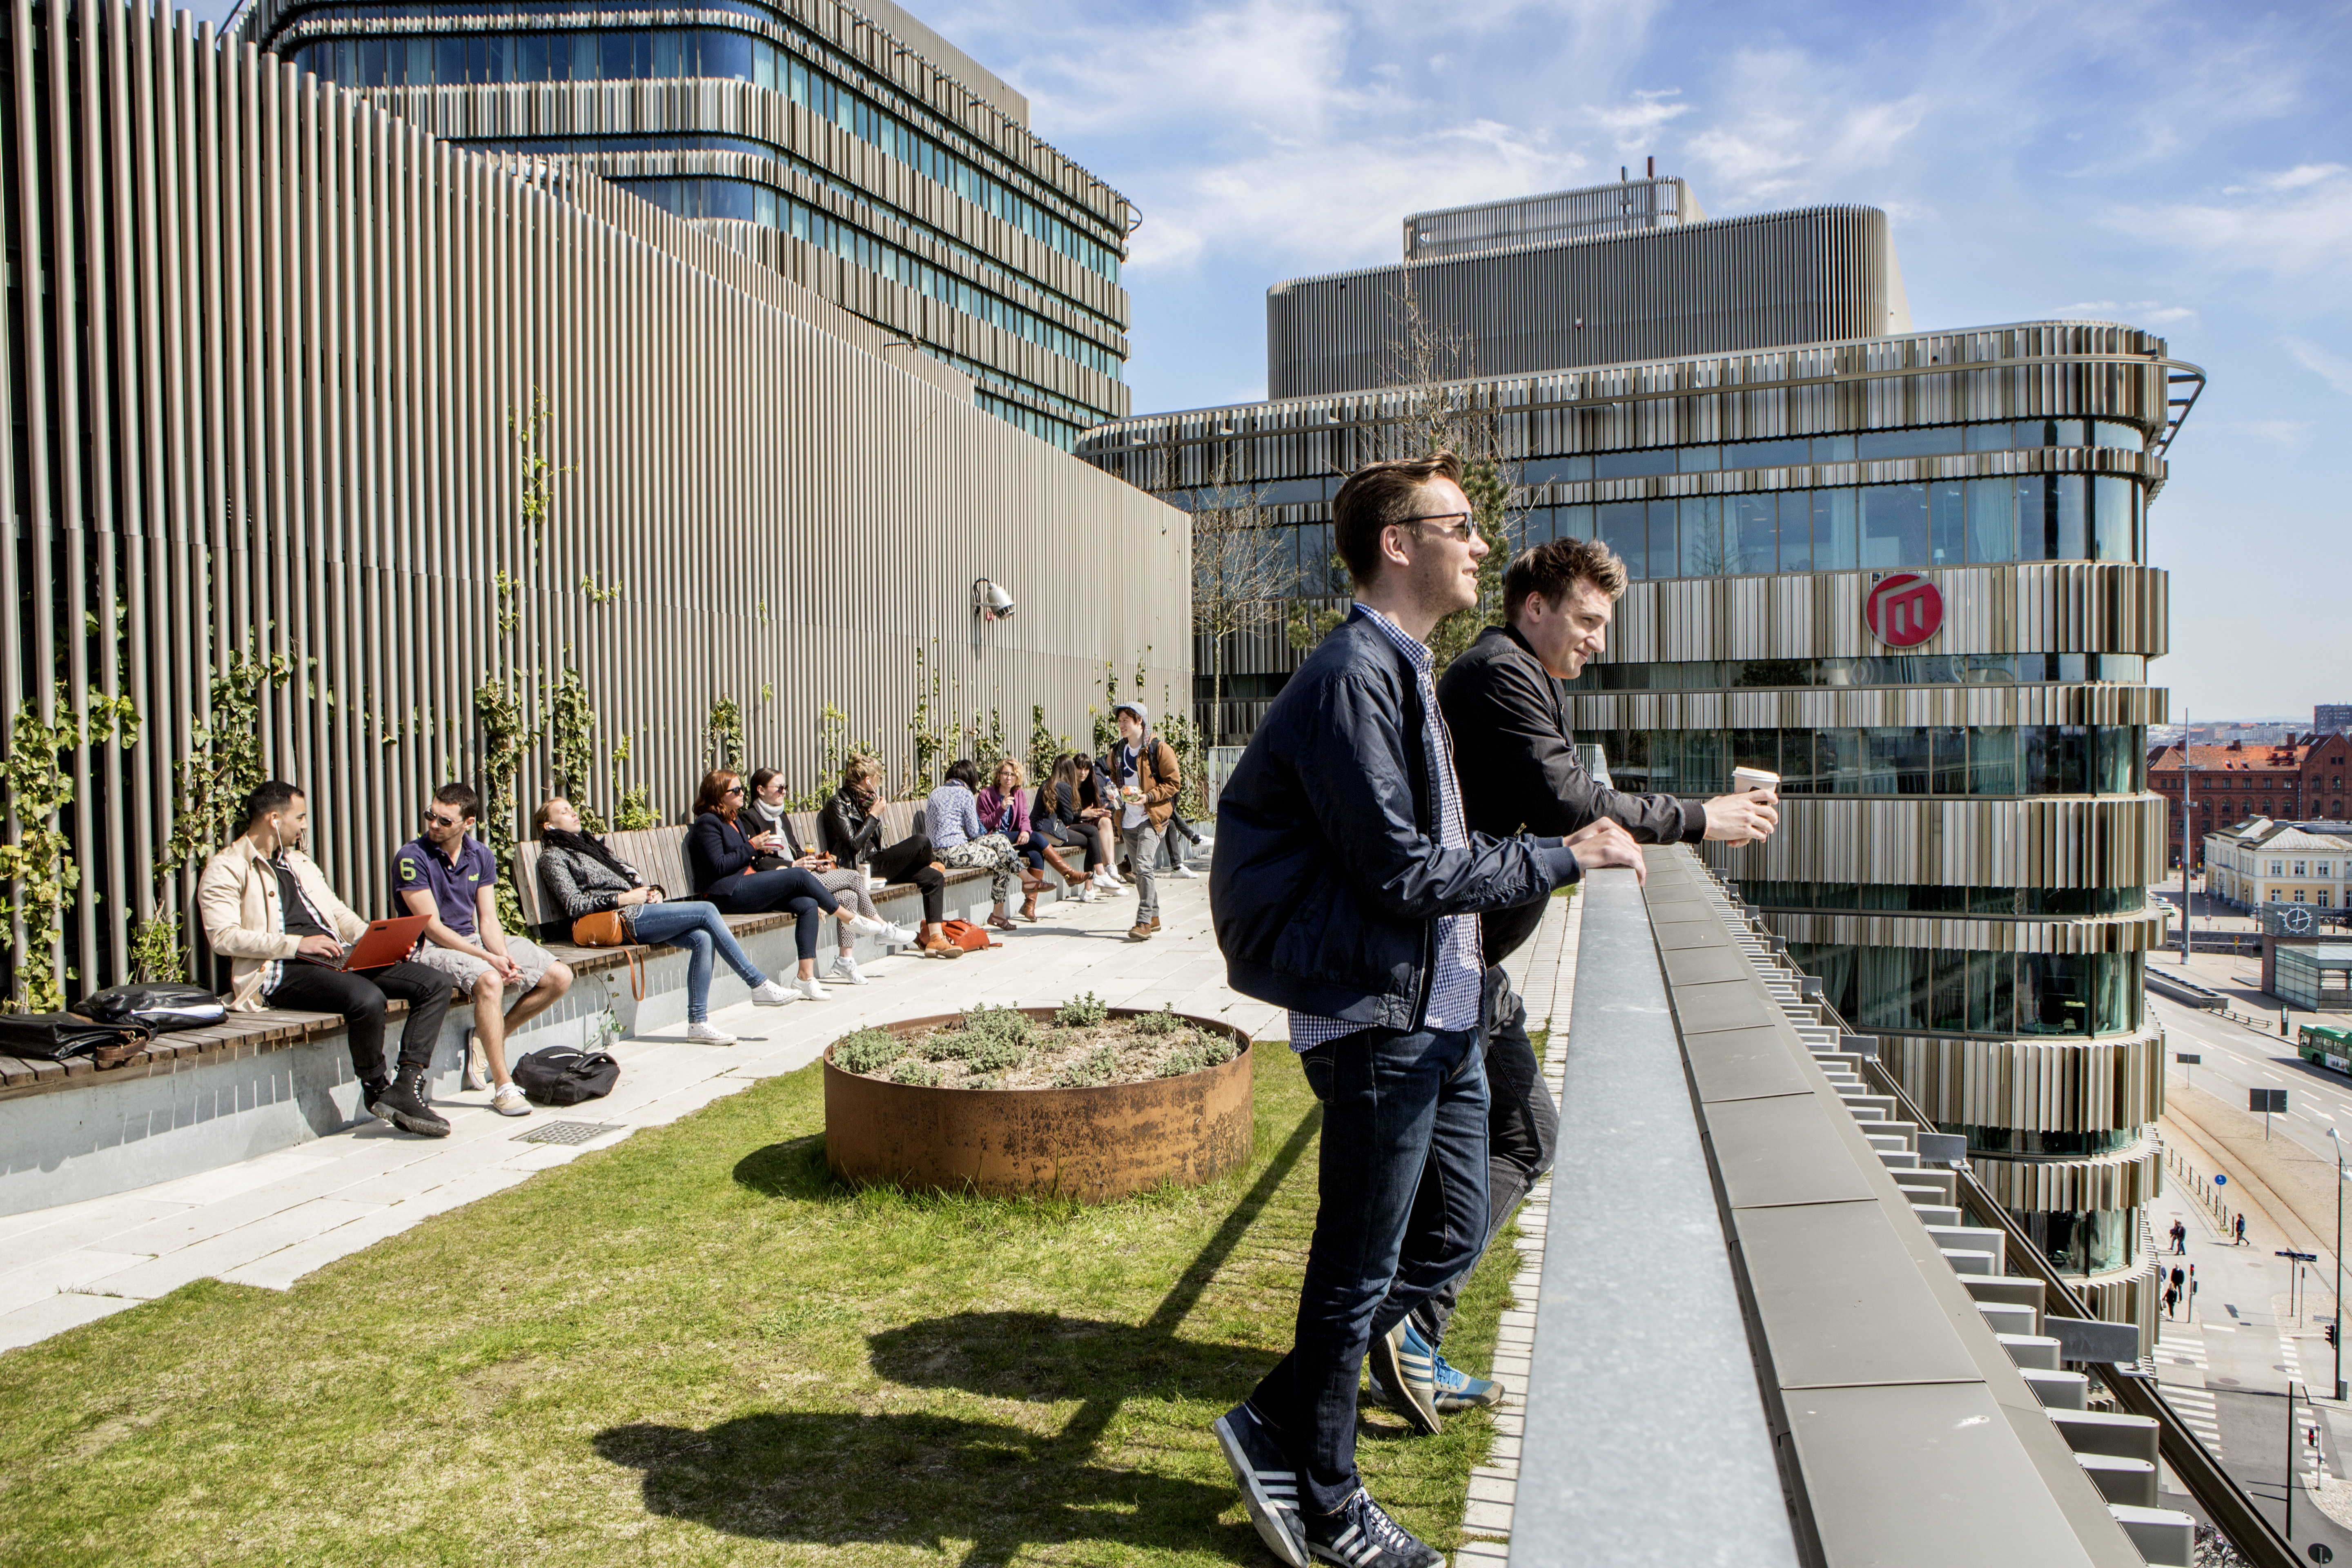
[510,810,1020,977]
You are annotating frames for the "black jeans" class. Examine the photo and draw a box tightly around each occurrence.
[869,833,944,923]
[1248,1025,1488,1517]
[1040,818,1105,870]
[266,958,452,1085]
[709,869,837,960]
[1410,971,1555,1345]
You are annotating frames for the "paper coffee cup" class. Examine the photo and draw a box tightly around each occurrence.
[1727,767,1779,847]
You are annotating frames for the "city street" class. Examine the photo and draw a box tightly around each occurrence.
[2148,986,2352,1553]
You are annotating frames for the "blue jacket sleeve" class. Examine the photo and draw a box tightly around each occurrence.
[1291,666,1558,921]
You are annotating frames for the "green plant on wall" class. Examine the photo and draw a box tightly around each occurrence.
[909,642,954,789]
[610,737,656,830]
[706,695,744,775]
[967,708,1010,777]
[132,641,295,981]
[546,662,606,833]
[474,679,538,933]
[1027,702,1073,786]
[1091,660,1120,755]
[1,690,142,1012]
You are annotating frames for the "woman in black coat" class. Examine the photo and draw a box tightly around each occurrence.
[688,768,889,1000]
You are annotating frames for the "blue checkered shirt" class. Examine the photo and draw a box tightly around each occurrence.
[1290,604,1485,1052]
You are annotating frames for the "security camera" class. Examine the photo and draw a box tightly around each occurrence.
[972,578,1016,621]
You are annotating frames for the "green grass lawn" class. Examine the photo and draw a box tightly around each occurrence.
[0,1044,1521,1566]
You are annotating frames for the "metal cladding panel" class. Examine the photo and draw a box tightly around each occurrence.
[1881,1025,2166,1139]
[1603,564,2167,664]
[1765,911,2167,955]
[1268,205,1896,398]
[1701,798,2169,889]
[0,0,1189,1001]
[1572,684,2167,731]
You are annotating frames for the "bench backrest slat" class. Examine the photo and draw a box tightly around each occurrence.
[519,825,699,935]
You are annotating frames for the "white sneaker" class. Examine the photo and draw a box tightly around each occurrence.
[491,1083,531,1117]
[1172,864,1199,879]
[1091,868,1120,891]
[463,1033,488,1091]
[1076,882,1100,904]
[846,913,890,938]
[751,979,795,1006]
[686,1020,737,1045]
[794,975,831,1002]
[828,955,868,985]
[882,923,918,947]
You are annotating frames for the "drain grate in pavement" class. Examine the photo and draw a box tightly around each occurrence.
[512,1121,625,1145]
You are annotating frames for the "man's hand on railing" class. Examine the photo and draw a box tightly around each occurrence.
[1566,818,1646,886]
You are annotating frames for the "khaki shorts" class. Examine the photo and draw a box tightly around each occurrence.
[410,935,557,1007]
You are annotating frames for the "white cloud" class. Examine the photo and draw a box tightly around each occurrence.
[2282,338,2352,398]
[2108,164,2352,279]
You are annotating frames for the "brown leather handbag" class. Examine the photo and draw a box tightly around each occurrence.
[569,909,646,999]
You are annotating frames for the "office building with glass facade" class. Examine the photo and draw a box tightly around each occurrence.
[1079,181,2199,1333]
[236,0,1132,447]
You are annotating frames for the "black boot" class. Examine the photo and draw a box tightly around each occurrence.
[378,1065,451,1138]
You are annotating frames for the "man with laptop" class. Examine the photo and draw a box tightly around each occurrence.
[197,780,451,1138]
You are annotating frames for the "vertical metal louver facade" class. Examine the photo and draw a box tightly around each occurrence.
[0,0,1188,1005]
[1269,205,1904,399]
[233,0,1134,448]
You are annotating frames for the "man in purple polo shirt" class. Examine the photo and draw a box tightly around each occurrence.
[396,781,573,1116]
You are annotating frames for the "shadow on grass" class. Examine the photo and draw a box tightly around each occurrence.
[642,1100,1329,1559]
[595,1412,1256,1565]
[730,1133,831,1198]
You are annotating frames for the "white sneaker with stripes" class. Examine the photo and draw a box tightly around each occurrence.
[1304,1488,1443,1568]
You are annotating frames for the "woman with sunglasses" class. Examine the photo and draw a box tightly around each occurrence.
[687,769,889,1000]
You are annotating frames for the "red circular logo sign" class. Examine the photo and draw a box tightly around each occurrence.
[1865,572,1944,648]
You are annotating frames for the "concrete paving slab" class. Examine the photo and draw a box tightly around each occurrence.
[0,1249,159,1314]
[0,1290,143,1351]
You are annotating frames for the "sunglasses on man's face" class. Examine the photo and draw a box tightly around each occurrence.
[424,811,462,829]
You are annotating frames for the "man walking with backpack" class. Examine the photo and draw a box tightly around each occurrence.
[1206,452,1613,1568]
[1108,701,1182,942]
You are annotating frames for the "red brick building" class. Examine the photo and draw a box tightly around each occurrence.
[2309,731,2352,821]
[2150,740,2306,867]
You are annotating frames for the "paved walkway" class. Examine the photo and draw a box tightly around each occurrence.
[0,872,1277,1353]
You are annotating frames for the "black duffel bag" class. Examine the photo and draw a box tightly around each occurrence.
[511,1047,620,1107]
[0,1012,156,1066]
[78,982,227,1032]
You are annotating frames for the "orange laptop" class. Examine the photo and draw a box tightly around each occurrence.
[335,914,431,972]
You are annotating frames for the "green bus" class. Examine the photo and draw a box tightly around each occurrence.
[2299,1023,2352,1074]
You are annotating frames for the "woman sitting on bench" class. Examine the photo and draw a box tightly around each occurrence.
[532,797,792,1043]
[742,766,916,984]
[688,770,891,1001]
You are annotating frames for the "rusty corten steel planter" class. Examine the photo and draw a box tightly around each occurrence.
[823,1008,1253,1201]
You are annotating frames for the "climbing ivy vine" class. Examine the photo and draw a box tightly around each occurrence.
[1,690,142,1012]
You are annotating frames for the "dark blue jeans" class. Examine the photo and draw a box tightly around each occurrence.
[627,900,765,1021]
[1248,1025,1489,1516]
[708,868,837,960]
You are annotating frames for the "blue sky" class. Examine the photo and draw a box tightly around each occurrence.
[924,0,2352,724]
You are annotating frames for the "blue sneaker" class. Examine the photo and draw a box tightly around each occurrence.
[1366,1319,1440,1434]
[1428,1341,1503,1414]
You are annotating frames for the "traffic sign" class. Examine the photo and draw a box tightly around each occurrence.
[2279,1251,2320,1263]
[2216,1174,2229,1185]
[2176,1053,2202,1065]
[2253,1088,2289,1114]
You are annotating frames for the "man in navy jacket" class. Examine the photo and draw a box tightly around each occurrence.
[1207,451,1643,1568]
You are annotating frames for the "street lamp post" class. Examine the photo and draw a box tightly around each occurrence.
[2333,1125,2347,1402]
